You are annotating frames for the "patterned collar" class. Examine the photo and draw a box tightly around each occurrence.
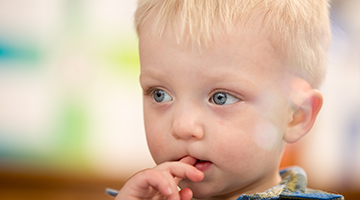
[237,167,344,200]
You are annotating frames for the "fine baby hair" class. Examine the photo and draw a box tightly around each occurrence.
[134,0,331,89]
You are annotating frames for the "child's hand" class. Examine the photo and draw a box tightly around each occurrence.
[114,156,204,200]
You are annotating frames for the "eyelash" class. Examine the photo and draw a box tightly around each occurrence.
[209,90,241,105]
[144,87,171,99]
[144,87,241,104]
[143,87,155,96]
[144,86,161,95]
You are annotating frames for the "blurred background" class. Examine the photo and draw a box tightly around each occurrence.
[0,0,359,199]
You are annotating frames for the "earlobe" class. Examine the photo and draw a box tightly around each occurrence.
[284,89,323,143]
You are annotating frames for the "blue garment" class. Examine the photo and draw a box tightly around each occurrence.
[237,167,344,200]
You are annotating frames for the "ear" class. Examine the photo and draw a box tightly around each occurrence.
[284,89,323,143]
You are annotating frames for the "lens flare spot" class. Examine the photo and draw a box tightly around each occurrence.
[252,121,280,151]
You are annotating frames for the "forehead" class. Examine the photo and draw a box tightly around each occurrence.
[138,21,301,114]
[139,21,286,81]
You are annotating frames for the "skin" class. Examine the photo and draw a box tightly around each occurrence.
[115,156,204,200]
[116,15,323,200]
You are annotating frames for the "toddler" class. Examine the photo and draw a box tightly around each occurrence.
[113,0,344,199]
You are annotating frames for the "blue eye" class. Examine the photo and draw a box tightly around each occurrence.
[153,89,173,103]
[211,92,239,105]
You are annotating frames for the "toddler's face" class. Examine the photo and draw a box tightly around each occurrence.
[139,23,295,199]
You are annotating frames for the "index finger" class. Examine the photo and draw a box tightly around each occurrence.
[172,156,203,184]
[179,156,197,166]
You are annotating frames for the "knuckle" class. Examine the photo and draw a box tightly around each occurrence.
[134,168,155,179]
[139,168,168,179]
[152,161,172,170]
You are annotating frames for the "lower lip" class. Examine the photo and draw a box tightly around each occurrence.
[194,161,212,172]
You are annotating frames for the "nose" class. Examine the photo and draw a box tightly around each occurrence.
[171,103,205,140]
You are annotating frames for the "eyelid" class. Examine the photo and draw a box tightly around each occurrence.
[143,86,165,96]
[144,86,173,101]
[209,90,242,104]
[210,89,241,98]
[143,86,156,96]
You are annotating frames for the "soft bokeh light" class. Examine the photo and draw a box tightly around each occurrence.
[0,0,154,179]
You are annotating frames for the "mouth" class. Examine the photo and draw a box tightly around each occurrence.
[194,159,212,172]
[195,159,208,163]
[176,156,213,172]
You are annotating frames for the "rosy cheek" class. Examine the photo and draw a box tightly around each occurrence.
[147,139,164,163]
[218,120,226,126]
[146,127,163,158]
[216,120,233,132]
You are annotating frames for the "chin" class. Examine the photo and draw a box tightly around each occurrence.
[191,190,213,199]
[179,180,218,199]
[192,193,213,199]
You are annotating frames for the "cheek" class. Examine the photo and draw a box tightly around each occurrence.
[144,111,168,164]
[252,121,282,151]
[211,120,255,160]
[145,127,167,164]
[147,138,163,163]
[212,118,282,167]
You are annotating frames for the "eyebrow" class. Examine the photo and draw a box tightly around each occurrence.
[139,69,172,87]
[139,69,164,82]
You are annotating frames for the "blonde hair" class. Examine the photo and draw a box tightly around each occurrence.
[134,0,331,88]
